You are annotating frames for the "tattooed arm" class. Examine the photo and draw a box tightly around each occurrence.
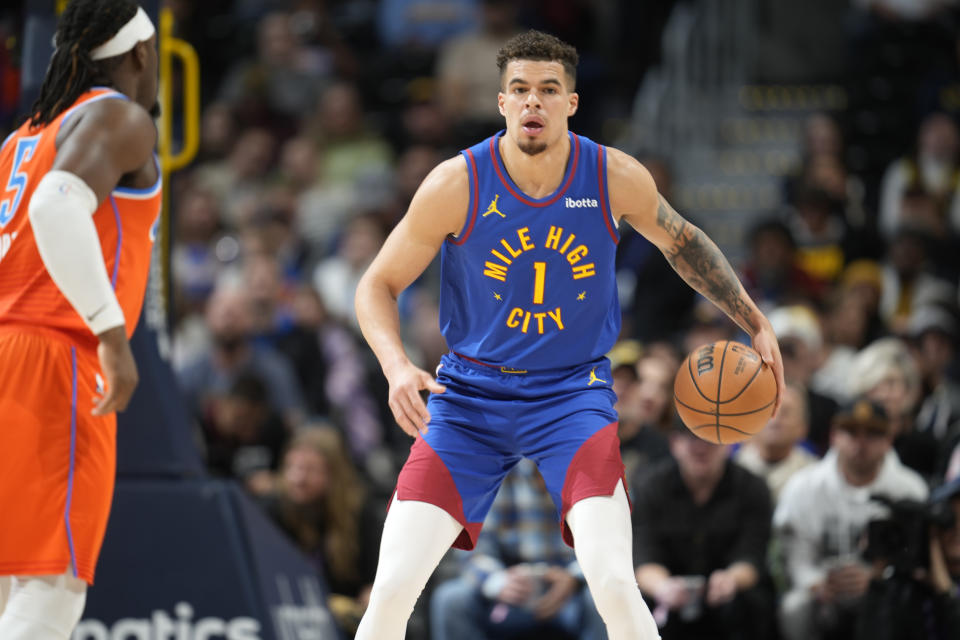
[651,195,759,334]
[606,147,785,411]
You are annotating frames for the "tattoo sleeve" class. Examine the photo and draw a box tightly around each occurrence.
[655,196,758,334]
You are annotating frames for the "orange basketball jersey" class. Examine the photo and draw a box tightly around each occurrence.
[0,87,161,344]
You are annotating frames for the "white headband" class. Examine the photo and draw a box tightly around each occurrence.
[89,7,155,60]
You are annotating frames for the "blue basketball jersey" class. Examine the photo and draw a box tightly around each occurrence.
[438,130,621,370]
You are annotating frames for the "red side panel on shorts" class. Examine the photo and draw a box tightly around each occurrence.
[393,437,482,550]
[560,422,630,548]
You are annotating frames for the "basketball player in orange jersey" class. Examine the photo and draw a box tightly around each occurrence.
[354,31,785,640]
[0,1,159,637]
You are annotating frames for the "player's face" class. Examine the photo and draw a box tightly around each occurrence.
[498,60,578,156]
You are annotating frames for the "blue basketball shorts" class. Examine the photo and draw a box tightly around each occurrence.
[393,352,627,550]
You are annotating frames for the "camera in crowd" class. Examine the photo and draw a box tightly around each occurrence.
[865,493,957,579]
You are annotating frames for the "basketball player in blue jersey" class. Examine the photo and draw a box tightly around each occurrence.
[354,30,785,640]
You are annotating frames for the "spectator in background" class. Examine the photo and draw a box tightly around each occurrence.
[878,226,954,334]
[768,305,838,456]
[802,112,844,159]
[851,473,960,640]
[837,259,888,345]
[197,102,238,164]
[202,372,287,495]
[192,127,277,226]
[313,214,386,328]
[897,188,960,282]
[617,353,673,482]
[430,459,606,640]
[785,186,850,284]
[402,287,448,373]
[376,0,478,50]
[308,82,393,189]
[784,113,869,232]
[238,193,312,284]
[395,144,445,208]
[259,427,383,638]
[933,476,960,589]
[219,11,330,126]
[607,339,643,403]
[774,397,928,640]
[172,185,226,318]
[879,113,960,240]
[740,218,824,311]
[849,337,939,479]
[436,0,521,144]
[284,134,361,253]
[633,420,775,640]
[397,99,455,155]
[273,284,388,479]
[241,251,297,342]
[176,282,306,430]
[812,292,870,405]
[734,382,818,503]
[909,306,960,447]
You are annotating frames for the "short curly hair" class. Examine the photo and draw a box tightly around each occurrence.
[496,30,579,89]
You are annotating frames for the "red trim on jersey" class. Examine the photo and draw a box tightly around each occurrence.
[559,422,630,548]
[453,351,497,368]
[450,150,480,245]
[490,133,580,207]
[394,437,482,550]
[597,146,618,244]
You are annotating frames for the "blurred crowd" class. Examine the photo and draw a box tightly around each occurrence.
[3,0,960,639]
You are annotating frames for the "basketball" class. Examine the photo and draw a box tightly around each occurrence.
[673,340,776,445]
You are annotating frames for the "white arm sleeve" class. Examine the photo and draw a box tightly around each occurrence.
[28,170,125,335]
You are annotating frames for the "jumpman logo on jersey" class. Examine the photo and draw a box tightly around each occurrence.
[588,367,607,386]
[483,194,506,218]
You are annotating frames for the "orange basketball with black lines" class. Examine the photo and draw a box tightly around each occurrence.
[673,340,776,444]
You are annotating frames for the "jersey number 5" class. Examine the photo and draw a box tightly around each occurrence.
[0,136,40,229]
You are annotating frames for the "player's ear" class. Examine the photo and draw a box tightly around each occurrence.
[568,92,579,117]
[131,39,148,71]
[498,91,505,116]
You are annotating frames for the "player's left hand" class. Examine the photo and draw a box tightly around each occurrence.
[751,319,784,417]
[533,567,578,620]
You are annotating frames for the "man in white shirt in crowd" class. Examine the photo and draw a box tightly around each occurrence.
[774,396,928,640]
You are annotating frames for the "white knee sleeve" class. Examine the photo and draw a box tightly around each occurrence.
[355,497,463,640]
[567,481,661,640]
[0,570,88,640]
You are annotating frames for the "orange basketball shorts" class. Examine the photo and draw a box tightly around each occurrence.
[0,325,115,585]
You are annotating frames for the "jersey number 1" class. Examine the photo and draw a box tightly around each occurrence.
[0,136,40,228]
[532,261,546,304]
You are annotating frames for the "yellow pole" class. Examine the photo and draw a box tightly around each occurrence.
[157,7,199,324]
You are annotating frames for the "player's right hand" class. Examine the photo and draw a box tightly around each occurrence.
[93,325,139,416]
[385,361,446,437]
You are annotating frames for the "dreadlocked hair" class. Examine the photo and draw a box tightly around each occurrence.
[29,0,139,128]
